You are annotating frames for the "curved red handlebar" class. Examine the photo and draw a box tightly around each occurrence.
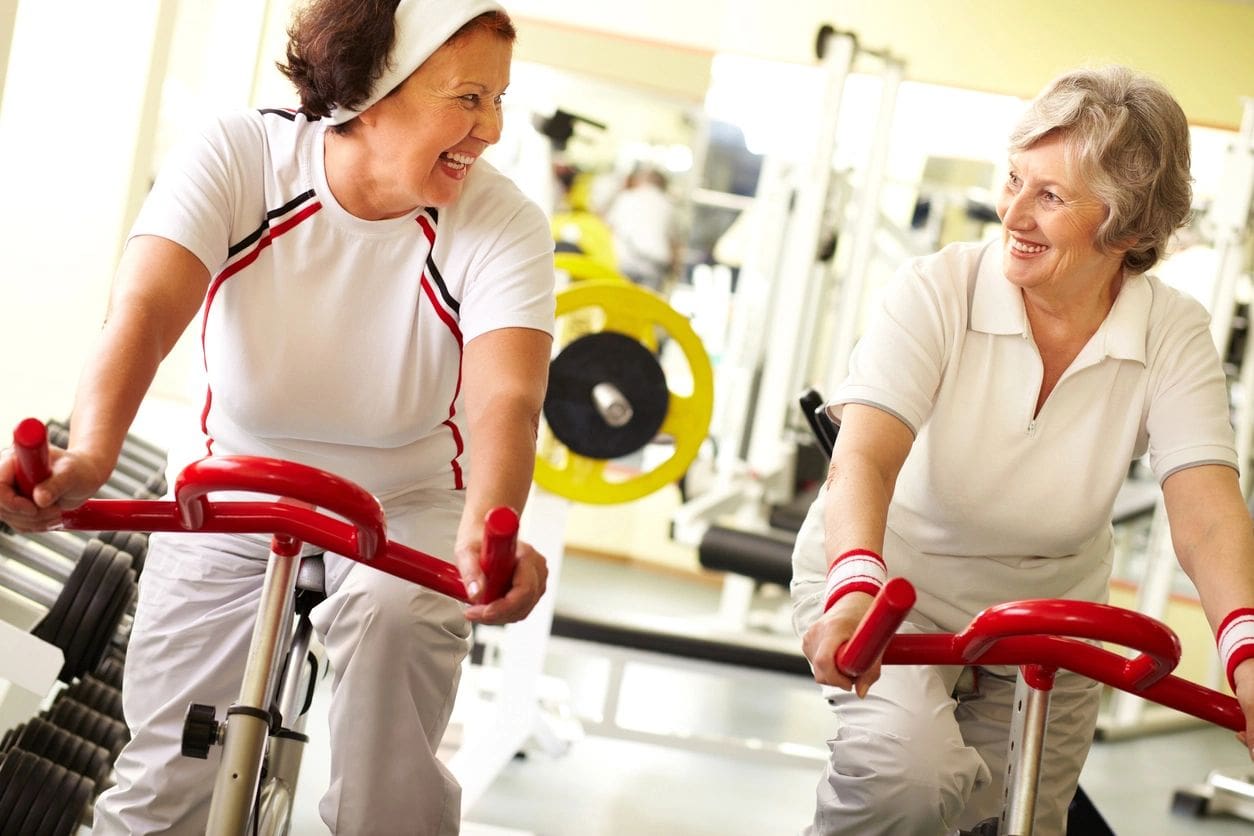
[8,419,518,605]
[174,455,388,563]
[835,577,1243,733]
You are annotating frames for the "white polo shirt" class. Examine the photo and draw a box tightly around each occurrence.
[793,240,1237,632]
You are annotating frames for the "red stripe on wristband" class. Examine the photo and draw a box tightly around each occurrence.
[1218,607,1254,637]
[1219,608,1254,691]
[823,549,887,613]
[1226,644,1254,692]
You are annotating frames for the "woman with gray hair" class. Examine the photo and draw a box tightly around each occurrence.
[790,65,1254,835]
[0,0,553,833]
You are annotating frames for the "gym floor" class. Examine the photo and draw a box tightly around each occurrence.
[285,549,1254,836]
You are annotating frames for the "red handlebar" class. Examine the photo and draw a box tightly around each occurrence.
[8,419,518,605]
[479,506,520,602]
[835,577,916,677]
[12,418,51,497]
[835,578,1243,732]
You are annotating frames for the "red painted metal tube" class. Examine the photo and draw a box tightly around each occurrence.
[835,577,917,677]
[835,577,1242,732]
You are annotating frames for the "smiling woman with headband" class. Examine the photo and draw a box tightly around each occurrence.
[0,1,554,833]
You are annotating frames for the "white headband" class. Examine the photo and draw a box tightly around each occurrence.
[328,0,506,126]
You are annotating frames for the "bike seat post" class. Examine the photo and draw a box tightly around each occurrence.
[1002,664,1057,836]
[207,533,305,833]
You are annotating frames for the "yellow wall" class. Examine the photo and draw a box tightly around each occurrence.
[513,0,1254,129]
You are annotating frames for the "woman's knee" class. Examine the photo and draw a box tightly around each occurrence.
[818,723,986,834]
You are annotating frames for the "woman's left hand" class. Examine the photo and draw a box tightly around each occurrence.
[458,539,549,625]
[1233,659,1254,760]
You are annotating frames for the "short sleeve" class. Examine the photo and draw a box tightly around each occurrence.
[830,252,965,433]
[128,112,261,275]
[456,193,556,344]
[1145,292,1238,481]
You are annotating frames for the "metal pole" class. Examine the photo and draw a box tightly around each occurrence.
[206,547,300,835]
[1003,666,1054,836]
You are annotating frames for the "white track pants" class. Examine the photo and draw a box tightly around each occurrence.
[92,490,471,836]
[802,622,1101,836]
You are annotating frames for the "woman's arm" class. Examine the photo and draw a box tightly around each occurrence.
[1162,463,1254,755]
[0,236,208,527]
[802,402,914,694]
[456,325,552,624]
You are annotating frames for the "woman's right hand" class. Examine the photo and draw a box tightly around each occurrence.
[0,445,111,531]
[801,590,880,697]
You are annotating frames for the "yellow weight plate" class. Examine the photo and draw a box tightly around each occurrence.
[535,280,714,505]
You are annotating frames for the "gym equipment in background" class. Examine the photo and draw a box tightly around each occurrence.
[535,279,714,505]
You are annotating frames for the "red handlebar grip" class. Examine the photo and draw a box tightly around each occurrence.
[835,577,917,677]
[12,418,52,498]
[478,506,520,603]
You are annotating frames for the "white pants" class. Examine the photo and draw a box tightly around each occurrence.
[92,490,472,836]
[803,624,1102,836]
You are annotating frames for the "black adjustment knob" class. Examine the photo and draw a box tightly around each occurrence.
[182,703,219,759]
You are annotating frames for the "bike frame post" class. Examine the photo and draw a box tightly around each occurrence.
[1002,664,1056,836]
[206,544,302,835]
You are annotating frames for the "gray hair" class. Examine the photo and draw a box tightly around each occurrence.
[1008,66,1192,275]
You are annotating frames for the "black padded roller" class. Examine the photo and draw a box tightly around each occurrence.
[697,525,796,588]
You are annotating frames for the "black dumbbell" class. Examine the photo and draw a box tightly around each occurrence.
[58,675,124,724]
[0,716,111,790]
[0,541,137,682]
[0,748,95,836]
[3,527,147,577]
[41,697,128,759]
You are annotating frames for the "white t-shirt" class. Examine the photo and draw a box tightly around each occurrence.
[131,109,555,500]
[793,240,1237,632]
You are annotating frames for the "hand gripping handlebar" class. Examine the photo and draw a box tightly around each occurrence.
[834,577,1243,732]
[10,419,518,604]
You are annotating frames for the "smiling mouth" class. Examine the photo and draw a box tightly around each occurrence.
[1010,236,1048,254]
[439,151,476,170]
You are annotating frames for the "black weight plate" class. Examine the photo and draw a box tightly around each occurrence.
[58,550,132,681]
[46,771,93,836]
[78,566,136,684]
[98,530,148,572]
[44,700,124,758]
[15,756,61,836]
[544,331,670,460]
[47,772,94,836]
[0,723,20,752]
[94,655,124,690]
[31,764,78,836]
[30,549,101,671]
[66,733,110,788]
[0,749,40,835]
[16,716,57,758]
[66,675,124,722]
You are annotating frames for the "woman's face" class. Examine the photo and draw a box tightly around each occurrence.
[995,133,1124,295]
[360,28,511,213]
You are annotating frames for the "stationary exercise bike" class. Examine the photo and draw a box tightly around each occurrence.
[9,418,520,836]
[799,390,1246,835]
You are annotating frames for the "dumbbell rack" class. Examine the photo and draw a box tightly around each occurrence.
[0,420,166,836]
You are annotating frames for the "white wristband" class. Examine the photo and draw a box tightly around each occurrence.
[1218,608,1254,690]
[823,549,887,612]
